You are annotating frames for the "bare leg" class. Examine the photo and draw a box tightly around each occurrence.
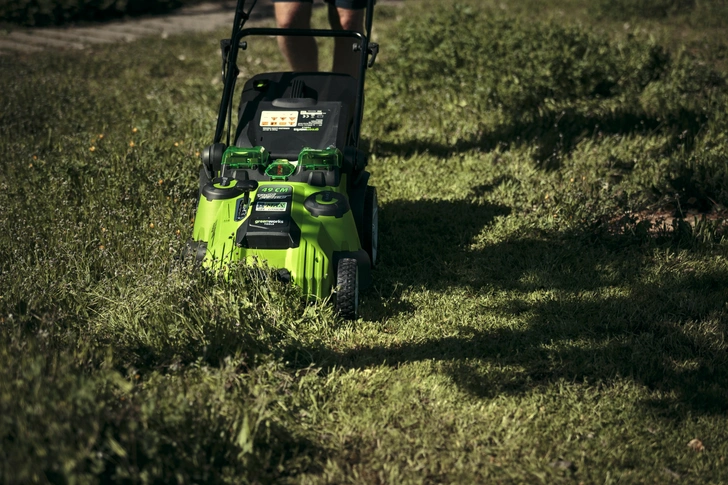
[328,5,365,77]
[275,2,318,71]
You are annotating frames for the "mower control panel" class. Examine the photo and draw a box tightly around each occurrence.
[236,185,300,250]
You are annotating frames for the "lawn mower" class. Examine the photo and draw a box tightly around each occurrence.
[189,0,379,319]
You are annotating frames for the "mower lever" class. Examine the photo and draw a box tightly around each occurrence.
[220,39,248,80]
[367,43,379,68]
[220,39,248,61]
[236,180,258,192]
[351,42,379,68]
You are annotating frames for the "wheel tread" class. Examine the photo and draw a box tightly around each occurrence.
[335,258,358,319]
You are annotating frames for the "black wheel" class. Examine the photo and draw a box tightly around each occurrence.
[362,186,379,267]
[335,258,359,319]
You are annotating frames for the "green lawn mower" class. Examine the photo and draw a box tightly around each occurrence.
[190,0,379,319]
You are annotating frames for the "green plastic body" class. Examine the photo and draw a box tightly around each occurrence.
[192,147,362,300]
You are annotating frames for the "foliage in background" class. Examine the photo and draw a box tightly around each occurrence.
[0,0,213,26]
[596,0,695,19]
[1,1,728,483]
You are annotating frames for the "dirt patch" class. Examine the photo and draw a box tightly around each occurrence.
[609,206,728,236]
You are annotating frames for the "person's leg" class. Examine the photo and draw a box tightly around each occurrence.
[327,3,365,77]
[274,1,318,71]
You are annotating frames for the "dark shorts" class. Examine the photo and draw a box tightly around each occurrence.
[272,0,371,9]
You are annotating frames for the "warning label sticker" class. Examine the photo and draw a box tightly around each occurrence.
[260,109,328,132]
[260,111,298,129]
[295,110,325,132]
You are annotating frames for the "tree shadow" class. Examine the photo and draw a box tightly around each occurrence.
[372,106,707,171]
[289,195,728,417]
[371,196,511,285]
[351,196,511,320]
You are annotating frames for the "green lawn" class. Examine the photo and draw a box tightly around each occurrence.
[1,1,728,483]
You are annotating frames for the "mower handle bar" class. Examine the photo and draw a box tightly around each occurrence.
[214,26,374,149]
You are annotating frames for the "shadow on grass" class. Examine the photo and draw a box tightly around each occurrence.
[292,195,728,417]
[372,106,707,170]
[96,418,324,484]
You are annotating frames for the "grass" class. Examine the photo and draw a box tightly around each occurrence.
[2,0,728,483]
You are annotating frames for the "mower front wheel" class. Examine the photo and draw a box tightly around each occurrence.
[335,258,359,320]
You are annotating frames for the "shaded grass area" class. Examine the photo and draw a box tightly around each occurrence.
[594,0,728,27]
[2,1,728,483]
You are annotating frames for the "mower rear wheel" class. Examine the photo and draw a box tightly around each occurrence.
[362,186,379,267]
[335,258,359,320]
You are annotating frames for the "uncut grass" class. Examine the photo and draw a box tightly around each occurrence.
[2,2,728,484]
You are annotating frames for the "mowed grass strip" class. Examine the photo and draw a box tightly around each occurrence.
[1,1,728,483]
